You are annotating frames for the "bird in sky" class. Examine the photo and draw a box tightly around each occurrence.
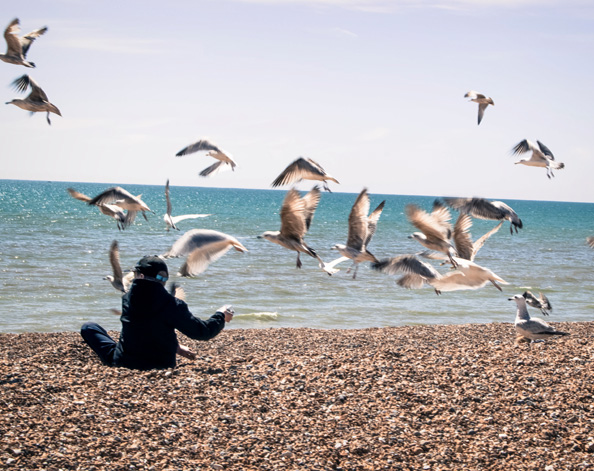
[406,200,457,266]
[163,179,210,231]
[464,90,494,125]
[372,254,507,295]
[67,188,134,230]
[271,157,339,192]
[0,18,47,68]
[258,186,337,275]
[162,228,248,277]
[511,139,565,179]
[329,188,386,279]
[522,291,552,316]
[444,197,523,235]
[6,74,61,125]
[509,294,568,343]
[175,139,237,177]
[104,240,134,293]
[86,186,154,221]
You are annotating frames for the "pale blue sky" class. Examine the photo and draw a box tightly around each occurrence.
[2,0,593,202]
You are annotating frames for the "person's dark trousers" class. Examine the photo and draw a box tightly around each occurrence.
[80,322,117,366]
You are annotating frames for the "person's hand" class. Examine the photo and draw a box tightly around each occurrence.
[177,344,197,361]
[218,304,234,322]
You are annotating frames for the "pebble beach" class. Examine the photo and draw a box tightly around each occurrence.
[2,322,593,470]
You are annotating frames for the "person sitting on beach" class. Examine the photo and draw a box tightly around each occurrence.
[80,255,234,370]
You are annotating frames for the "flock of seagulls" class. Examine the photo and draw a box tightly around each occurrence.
[4,16,589,346]
[2,18,61,124]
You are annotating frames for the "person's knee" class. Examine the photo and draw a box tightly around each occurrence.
[80,322,100,341]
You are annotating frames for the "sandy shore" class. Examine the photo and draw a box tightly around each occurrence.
[1,322,593,470]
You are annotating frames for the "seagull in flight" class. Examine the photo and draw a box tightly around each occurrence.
[464,90,494,125]
[6,75,61,125]
[372,254,507,295]
[509,294,568,343]
[104,240,134,293]
[163,179,210,231]
[162,229,248,277]
[87,186,154,221]
[522,291,552,316]
[1,18,47,68]
[67,188,135,230]
[329,188,385,279]
[258,186,337,275]
[444,197,523,235]
[271,157,339,192]
[511,139,565,179]
[175,139,237,177]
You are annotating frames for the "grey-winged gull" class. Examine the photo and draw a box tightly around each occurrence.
[67,188,135,230]
[175,138,237,177]
[444,197,523,235]
[509,294,568,343]
[406,200,457,266]
[522,290,552,316]
[87,186,153,221]
[6,74,61,125]
[162,228,248,277]
[163,179,210,231]
[511,139,565,179]
[372,254,507,295]
[329,188,385,279]
[258,186,337,275]
[1,18,47,68]
[464,90,494,125]
[271,157,339,192]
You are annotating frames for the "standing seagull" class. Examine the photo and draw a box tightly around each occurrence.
[163,179,210,231]
[511,139,565,179]
[509,294,568,343]
[329,188,386,279]
[258,187,337,274]
[6,75,61,125]
[104,240,134,293]
[1,18,47,68]
[271,157,339,192]
[175,139,237,177]
[87,186,153,221]
[162,229,248,277]
[464,90,494,125]
[406,201,457,266]
[67,188,134,230]
[444,197,523,235]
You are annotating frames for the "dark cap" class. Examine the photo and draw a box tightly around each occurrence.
[134,256,168,279]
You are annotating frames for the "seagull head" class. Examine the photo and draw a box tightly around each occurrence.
[508,294,526,305]
[257,231,280,241]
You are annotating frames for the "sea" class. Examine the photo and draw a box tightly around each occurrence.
[1,179,593,334]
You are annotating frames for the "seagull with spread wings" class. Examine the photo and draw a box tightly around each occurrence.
[329,188,385,279]
[464,90,494,125]
[444,197,523,235]
[6,74,61,124]
[162,229,248,277]
[87,186,153,222]
[67,188,135,230]
[104,240,134,293]
[271,157,339,192]
[0,18,47,68]
[175,139,237,177]
[163,179,210,231]
[522,290,552,316]
[512,139,565,179]
[258,186,337,275]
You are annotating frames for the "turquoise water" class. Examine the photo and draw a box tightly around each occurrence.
[0,179,593,333]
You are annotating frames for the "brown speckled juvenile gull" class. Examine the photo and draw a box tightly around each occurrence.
[258,186,337,275]
[163,179,210,231]
[175,138,237,177]
[162,228,248,277]
[509,294,568,342]
[271,157,339,192]
[464,90,494,125]
[329,188,385,279]
[1,18,47,68]
[6,74,61,124]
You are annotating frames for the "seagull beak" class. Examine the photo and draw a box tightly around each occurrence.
[507,297,514,301]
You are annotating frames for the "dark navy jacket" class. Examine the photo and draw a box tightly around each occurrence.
[112,279,225,370]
